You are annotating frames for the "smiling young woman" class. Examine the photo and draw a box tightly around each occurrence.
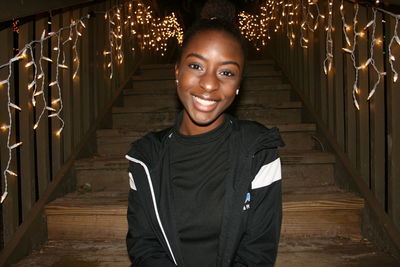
[176,29,244,135]
[126,18,284,267]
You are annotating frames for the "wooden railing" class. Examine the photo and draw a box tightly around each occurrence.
[0,0,179,264]
[266,0,400,257]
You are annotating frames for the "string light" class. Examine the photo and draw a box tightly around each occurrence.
[103,1,183,79]
[323,0,333,75]
[1,1,184,204]
[240,0,400,109]
[0,14,90,204]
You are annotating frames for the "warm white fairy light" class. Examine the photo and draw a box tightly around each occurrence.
[323,0,333,75]
[239,0,324,49]
[0,50,24,203]
[388,16,400,83]
[340,1,400,107]
[50,31,65,136]
[240,0,400,110]
[0,14,90,203]
[127,1,183,54]
[340,3,364,110]
[1,1,184,203]
[365,9,387,100]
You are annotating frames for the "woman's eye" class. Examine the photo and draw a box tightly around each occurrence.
[220,70,235,77]
[188,63,202,70]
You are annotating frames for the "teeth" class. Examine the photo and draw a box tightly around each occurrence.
[193,95,216,106]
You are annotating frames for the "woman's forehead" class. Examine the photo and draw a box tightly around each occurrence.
[181,30,244,61]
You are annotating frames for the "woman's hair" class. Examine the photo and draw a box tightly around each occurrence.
[176,18,247,64]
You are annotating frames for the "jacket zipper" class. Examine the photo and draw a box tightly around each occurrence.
[125,155,178,266]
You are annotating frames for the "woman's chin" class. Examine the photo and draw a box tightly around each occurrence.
[188,110,223,127]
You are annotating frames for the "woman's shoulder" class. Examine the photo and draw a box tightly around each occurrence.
[126,127,172,160]
[232,117,284,149]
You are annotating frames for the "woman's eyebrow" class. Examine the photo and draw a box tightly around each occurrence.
[185,53,241,70]
[221,61,240,70]
[185,53,206,61]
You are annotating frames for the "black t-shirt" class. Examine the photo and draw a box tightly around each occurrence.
[170,117,232,267]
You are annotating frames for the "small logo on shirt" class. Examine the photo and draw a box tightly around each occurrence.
[243,192,250,211]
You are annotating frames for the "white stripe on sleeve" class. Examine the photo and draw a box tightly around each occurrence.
[128,172,137,191]
[251,158,281,189]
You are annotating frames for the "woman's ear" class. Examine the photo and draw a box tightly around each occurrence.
[175,63,180,80]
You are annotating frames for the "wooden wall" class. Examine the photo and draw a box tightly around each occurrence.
[267,0,400,256]
[0,0,165,264]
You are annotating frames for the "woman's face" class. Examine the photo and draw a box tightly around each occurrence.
[175,29,244,135]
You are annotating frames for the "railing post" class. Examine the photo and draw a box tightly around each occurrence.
[0,27,19,247]
[357,5,371,186]
[18,20,36,220]
[34,16,51,196]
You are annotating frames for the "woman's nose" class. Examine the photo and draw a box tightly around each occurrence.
[199,71,219,92]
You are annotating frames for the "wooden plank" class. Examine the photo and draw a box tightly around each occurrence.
[298,32,304,94]
[357,6,370,185]
[318,16,328,125]
[302,32,309,100]
[333,1,345,150]
[0,41,142,267]
[0,0,95,23]
[72,8,82,147]
[270,43,400,259]
[313,29,322,115]
[18,21,36,220]
[386,15,400,229]
[93,2,103,116]
[308,30,315,108]
[80,7,91,134]
[368,11,385,207]
[343,1,357,166]
[293,31,299,92]
[98,1,108,114]
[61,10,74,160]
[88,4,98,119]
[34,16,51,197]
[106,0,114,105]
[50,13,63,178]
[11,240,129,267]
[0,27,20,246]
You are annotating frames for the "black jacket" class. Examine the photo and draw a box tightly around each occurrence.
[126,113,284,267]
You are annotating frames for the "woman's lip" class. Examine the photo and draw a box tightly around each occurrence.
[192,94,219,102]
[192,95,218,112]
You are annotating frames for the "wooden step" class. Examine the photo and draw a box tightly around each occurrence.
[45,187,363,241]
[282,186,363,239]
[276,237,400,267]
[112,102,303,129]
[12,237,400,266]
[11,240,130,267]
[96,123,317,156]
[74,151,335,192]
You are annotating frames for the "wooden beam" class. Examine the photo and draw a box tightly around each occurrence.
[0,0,95,23]
[0,51,143,267]
[270,53,400,259]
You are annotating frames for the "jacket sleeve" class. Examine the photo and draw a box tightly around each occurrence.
[233,149,282,267]
[126,161,176,267]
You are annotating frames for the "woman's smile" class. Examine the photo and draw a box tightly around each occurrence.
[192,94,219,111]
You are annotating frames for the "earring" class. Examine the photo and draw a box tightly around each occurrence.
[175,80,179,87]
[236,88,240,95]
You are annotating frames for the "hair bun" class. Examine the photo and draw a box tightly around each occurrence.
[200,0,236,23]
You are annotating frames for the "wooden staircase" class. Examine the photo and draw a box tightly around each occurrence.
[11,60,400,266]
